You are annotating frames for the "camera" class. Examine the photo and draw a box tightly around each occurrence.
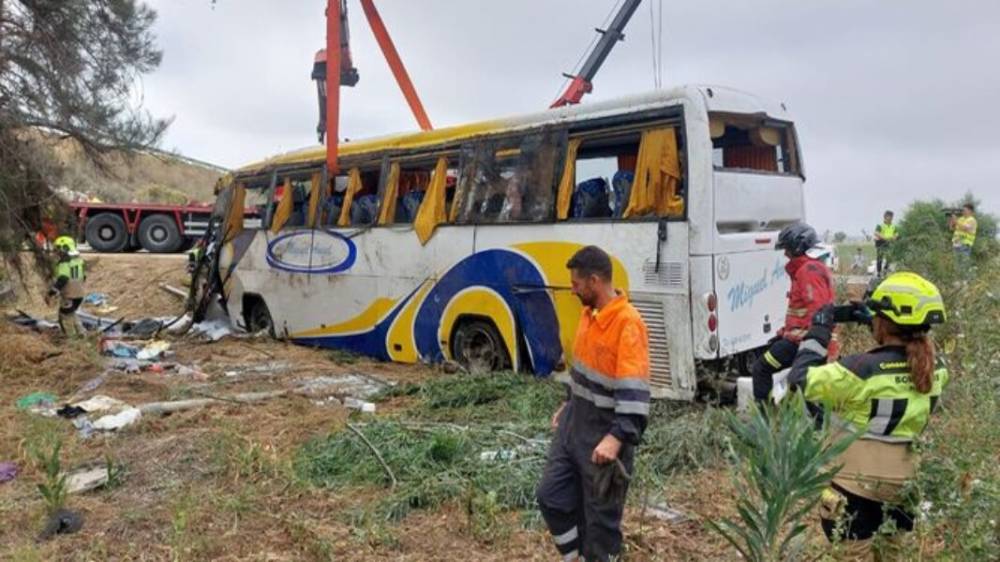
[832,302,873,325]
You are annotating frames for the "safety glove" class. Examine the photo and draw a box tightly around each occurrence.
[593,458,632,506]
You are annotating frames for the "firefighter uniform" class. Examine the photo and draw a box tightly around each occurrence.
[751,254,836,403]
[788,272,948,556]
[51,236,86,336]
[537,294,650,562]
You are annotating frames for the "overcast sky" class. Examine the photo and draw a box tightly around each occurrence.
[141,0,999,234]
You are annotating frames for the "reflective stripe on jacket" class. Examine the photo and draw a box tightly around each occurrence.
[53,257,86,300]
[789,343,948,443]
[563,294,651,447]
[781,256,835,343]
[953,216,977,248]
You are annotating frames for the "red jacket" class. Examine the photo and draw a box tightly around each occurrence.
[780,256,835,342]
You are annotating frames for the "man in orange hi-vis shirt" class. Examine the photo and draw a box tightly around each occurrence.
[537,245,650,562]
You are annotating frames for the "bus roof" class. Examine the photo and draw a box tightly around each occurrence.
[234,85,791,175]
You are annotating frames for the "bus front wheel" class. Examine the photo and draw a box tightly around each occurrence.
[451,319,511,374]
[244,296,275,337]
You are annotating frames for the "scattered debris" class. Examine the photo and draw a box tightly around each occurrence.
[644,502,687,524]
[74,395,130,415]
[72,417,96,440]
[102,339,139,358]
[64,466,109,494]
[126,318,163,338]
[159,283,188,299]
[136,340,170,361]
[0,461,18,483]
[56,405,87,419]
[83,292,109,307]
[297,373,390,399]
[344,397,377,413]
[92,407,142,431]
[188,318,233,341]
[478,449,518,462]
[75,375,106,395]
[38,509,84,541]
[15,391,57,410]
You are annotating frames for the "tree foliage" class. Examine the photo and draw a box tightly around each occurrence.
[0,0,166,271]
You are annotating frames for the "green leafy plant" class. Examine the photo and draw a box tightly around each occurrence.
[33,440,68,516]
[706,393,857,561]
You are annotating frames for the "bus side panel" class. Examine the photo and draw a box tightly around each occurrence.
[472,222,695,400]
[714,250,789,356]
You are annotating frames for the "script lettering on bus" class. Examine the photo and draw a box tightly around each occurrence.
[726,269,769,312]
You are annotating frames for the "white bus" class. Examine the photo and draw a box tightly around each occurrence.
[208,85,805,400]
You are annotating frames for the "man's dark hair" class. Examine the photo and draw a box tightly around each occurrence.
[884,210,894,217]
[567,245,612,281]
[964,203,975,212]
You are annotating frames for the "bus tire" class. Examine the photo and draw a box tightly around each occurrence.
[244,295,275,337]
[450,318,511,374]
[84,213,128,253]
[138,214,183,253]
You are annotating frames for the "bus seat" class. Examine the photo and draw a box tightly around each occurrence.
[322,196,342,226]
[396,190,425,223]
[570,177,611,219]
[611,171,634,217]
[351,194,379,225]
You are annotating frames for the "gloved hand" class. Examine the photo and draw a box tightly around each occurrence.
[593,458,632,506]
[806,304,835,347]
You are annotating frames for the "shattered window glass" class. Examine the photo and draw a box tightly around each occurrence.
[453,128,565,224]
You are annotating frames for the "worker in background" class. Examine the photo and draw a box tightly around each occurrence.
[750,223,836,406]
[536,245,650,562]
[949,203,977,261]
[873,210,898,276]
[851,247,866,275]
[786,272,948,558]
[48,236,86,336]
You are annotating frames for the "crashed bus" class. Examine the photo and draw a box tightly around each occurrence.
[202,85,806,400]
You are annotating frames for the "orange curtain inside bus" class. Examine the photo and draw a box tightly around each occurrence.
[723,145,778,171]
[556,138,583,220]
[624,127,684,218]
[223,183,246,243]
[337,168,363,226]
[377,163,402,225]
[306,171,324,228]
[270,178,294,233]
[414,157,449,244]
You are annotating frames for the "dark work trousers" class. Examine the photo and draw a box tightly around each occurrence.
[821,483,914,541]
[875,243,889,276]
[750,337,800,403]
[536,416,635,562]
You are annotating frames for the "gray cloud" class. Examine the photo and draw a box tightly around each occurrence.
[141,0,1000,234]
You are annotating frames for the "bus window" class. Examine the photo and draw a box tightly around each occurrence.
[710,114,799,175]
[567,134,641,219]
[453,129,565,224]
[349,170,381,225]
[387,159,457,225]
[320,174,348,226]
[284,178,311,228]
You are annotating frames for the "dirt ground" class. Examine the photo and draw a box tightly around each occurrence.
[0,254,732,561]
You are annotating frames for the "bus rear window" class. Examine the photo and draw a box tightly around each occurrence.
[710,114,800,176]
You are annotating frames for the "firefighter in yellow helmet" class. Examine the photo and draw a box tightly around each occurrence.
[49,236,86,336]
[787,272,947,558]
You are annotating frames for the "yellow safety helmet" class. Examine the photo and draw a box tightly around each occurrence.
[867,272,946,327]
[53,236,78,255]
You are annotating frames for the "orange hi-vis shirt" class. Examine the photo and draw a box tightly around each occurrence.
[564,293,651,446]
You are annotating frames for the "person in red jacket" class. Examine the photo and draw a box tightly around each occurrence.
[750,222,836,405]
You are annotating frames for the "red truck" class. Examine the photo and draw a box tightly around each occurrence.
[69,201,218,253]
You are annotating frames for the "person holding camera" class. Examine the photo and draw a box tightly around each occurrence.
[786,272,948,558]
[750,222,836,406]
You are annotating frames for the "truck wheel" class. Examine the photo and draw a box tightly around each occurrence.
[451,319,511,373]
[138,214,182,253]
[84,213,128,252]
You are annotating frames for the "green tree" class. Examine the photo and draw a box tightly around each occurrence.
[833,231,847,243]
[0,0,167,271]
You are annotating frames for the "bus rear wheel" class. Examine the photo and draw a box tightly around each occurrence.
[451,319,511,374]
